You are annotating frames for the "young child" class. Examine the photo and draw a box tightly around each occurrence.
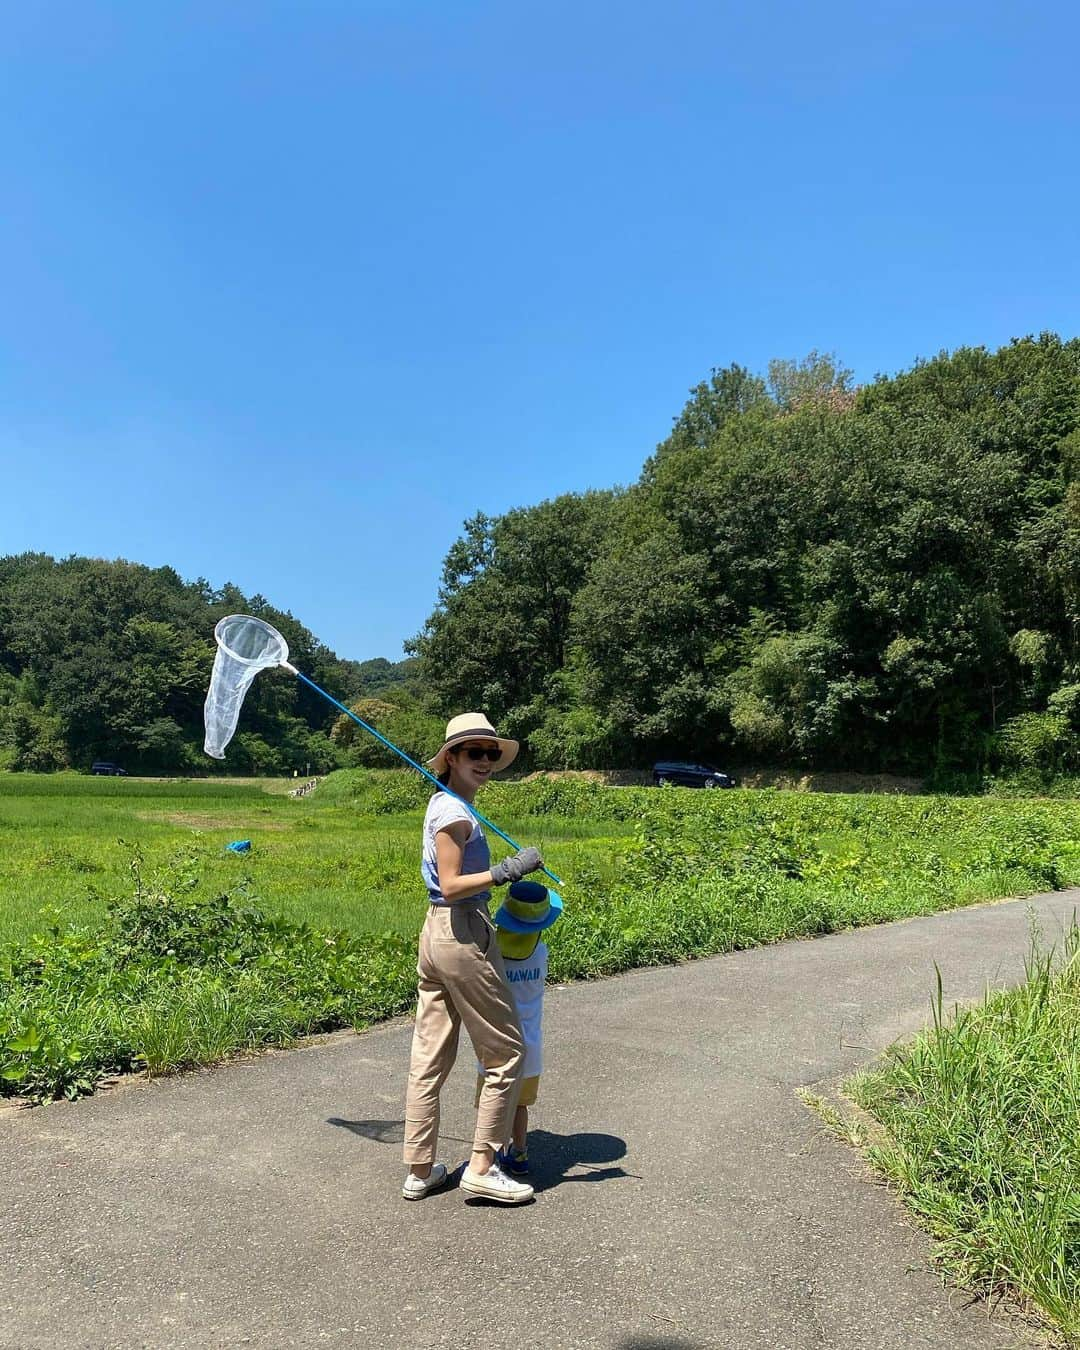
[476,879,562,1175]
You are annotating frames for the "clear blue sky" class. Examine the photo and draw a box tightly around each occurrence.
[2,2,1078,662]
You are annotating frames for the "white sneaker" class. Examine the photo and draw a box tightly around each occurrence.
[460,1161,534,1205]
[402,1163,448,1201]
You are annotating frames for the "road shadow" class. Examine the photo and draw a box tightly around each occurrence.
[327,1117,404,1143]
[327,1118,471,1147]
[326,1120,632,1194]
[526,1128,632,1193]
[327,1119,467,1193]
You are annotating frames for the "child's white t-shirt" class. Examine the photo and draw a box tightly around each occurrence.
[501,939,548,1078]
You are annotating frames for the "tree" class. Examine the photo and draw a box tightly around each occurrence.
[330,693,444,768]
[767,350,855,412]
[644,363,773,474]
[409,491,620,733]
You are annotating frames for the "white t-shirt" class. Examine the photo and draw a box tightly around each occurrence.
[421,791,491,906]
[501,939,548,1078]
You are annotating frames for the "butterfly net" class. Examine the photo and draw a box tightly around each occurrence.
[203,615,290,759]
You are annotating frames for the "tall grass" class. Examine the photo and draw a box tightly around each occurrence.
[848,921,1080,1344]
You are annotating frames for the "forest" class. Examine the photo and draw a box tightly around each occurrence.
[4,334,1079,781]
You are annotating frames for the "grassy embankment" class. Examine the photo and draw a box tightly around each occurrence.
[838,927,1080,1346]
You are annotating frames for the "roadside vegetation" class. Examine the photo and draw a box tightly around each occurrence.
[845,923,1080,1345]
[5,770,1080,1104]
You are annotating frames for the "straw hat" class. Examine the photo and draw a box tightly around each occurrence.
[427,713,519,776]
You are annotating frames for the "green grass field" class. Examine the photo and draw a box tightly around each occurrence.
[0,772,633,949]
[7,770,1080,956]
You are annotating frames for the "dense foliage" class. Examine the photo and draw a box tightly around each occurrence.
[411,336,1080,779]
[0,848,416,1101]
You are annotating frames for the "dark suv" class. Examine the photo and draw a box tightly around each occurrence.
[90,761,128,776]
[652,761,737,789]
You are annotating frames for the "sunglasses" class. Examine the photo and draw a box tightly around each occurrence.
[460,745,502,762]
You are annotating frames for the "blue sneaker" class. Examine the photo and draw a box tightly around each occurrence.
[499,1146,530,1177]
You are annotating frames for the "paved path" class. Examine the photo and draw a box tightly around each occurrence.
[3,890,1077,1350]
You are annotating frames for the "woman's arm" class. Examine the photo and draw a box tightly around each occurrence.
[434,822,494,903]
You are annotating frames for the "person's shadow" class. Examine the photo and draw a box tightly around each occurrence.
[326,1120,631,1193]
[505,1128,630,1193]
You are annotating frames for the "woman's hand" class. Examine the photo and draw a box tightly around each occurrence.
[490,847,543,886]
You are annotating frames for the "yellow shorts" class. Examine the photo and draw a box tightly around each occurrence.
[475,1073,539,1108]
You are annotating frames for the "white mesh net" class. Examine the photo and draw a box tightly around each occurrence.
[203,615,291,759]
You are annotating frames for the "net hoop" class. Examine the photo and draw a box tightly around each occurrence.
[213,614,290,669]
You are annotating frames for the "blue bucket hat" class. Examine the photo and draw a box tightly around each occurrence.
[495,880,563,933]
[494,880,563,960]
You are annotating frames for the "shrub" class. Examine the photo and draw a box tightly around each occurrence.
[0,849,415,1102]
[996,712,1078,776]
[8,778,1080,1105]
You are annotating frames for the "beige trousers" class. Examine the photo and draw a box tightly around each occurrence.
[403,903,524,1167]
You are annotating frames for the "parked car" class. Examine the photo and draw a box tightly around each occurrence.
[90,761,128,776]
[652,761,737,789]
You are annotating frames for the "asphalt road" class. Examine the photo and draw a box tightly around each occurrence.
[3,889,1076,1350]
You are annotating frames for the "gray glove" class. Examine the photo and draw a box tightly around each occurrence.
[490,847,543,886]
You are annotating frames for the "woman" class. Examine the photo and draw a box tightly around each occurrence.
[402,713,544,1205]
